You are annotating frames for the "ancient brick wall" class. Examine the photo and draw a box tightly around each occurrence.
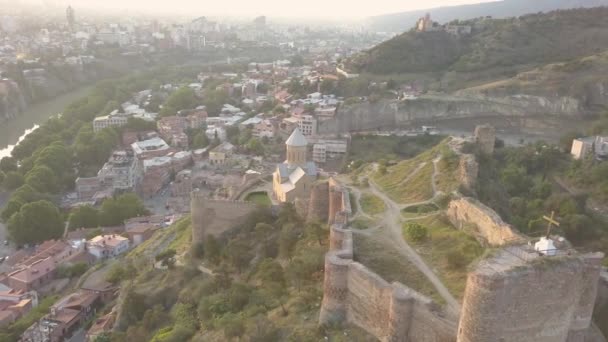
[319,224,457,342]
[474,124,496,155]
[458,251,605,342]
[446,197,525,246]
[306,178,352,225]
[307,181,330,223]
[190,190,257,244]
[458,154,478,192]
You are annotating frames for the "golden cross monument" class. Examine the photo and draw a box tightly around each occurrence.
[542,211,560,238]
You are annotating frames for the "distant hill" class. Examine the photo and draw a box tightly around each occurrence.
[369,0,608,33]
[351,7,608,77]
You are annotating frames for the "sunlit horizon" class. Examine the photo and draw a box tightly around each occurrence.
[8,0,499,18]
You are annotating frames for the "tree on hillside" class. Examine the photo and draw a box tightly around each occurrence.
[68,205,99,230]
[256,259,285,286]
[191,132,209,149]
[99,193,148,226]
[25,165,59,193]
[405,222,428,242]
[7,200,64,245]
[305,222,325,246]
[226,240,251,273]
[160,87,200,117]
[2,171,24,191]
[204,235,222,265]
[0,157,18,173]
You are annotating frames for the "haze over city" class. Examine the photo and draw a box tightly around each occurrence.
[9,0,498,17]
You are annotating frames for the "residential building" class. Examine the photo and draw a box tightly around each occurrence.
[131,137,171,159]
[86,312,115,341]
[125,225,155,246]
[312,139,348,163]
[272,128,317,202]
[86,235,129,260]
[157,116,189,148]
[97,150,142,193]
[295,114,317,138]
[571,136,608,160]
[6,257,55,292]
[209,142,235,165]
[93,114,128,133]
[253,119,277,138]
[0,289,37,327]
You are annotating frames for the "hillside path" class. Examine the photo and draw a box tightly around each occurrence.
[368,178,460,317]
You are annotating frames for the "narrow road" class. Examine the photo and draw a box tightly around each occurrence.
[368,178,461,317]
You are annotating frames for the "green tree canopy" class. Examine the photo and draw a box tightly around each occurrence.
[2,171,24,191]
[160,87,200,117]
[99,193,148,226]
[68,205,100,230]
[8,200,64,245]
[25,165,59,193]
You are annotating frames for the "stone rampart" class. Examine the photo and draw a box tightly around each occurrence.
[306,178,352,225]
[458,250,605,342]
[319,224,457,342]
[190,189,257,244]
[446,197,525,246]
[307,182,330,223]
[457,154,478,192]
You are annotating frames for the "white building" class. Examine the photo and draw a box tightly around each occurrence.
[86,235,129,260]
[93,114,128,133]
[296,114,317,138]
[312,139,348,163]
[131,137,171,159]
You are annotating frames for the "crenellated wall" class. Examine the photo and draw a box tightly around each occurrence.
[446,197,525,246]
[319,224,457,342]
[190,189,257,244]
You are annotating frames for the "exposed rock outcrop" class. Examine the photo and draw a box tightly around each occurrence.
[318,93,584,135]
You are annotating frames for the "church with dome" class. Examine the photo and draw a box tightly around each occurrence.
[272,128,317,203]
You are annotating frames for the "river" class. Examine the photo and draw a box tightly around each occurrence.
[0,84,95,159]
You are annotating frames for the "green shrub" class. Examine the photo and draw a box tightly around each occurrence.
[405,223,428,242]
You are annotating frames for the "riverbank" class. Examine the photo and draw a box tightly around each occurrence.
[0,85,96,159]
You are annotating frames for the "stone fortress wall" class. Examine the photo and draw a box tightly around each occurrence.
[306,178,352,225]
[319,224,457,342]
[190,189,257,244]
[458,249,605,342]
[318,180,457,341]
[446,197,526,247]
[318,166,606,341]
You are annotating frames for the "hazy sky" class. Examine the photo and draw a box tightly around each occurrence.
[55,0,498,18]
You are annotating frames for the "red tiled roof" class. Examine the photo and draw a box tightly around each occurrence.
[8,257,55,284]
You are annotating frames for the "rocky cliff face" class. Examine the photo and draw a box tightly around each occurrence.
[318,94,583,134]
[0,79,26,123]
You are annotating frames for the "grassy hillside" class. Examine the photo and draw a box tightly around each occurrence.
[368,0,608,32]
[354,8,608,78]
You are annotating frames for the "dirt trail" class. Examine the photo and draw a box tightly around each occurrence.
[368,179,460,317]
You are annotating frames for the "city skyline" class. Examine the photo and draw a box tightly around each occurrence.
[11,0,498,18]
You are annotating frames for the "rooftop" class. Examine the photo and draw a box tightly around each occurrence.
[88,235,129,248]
[131,137,170,154]
[286,127,307,147]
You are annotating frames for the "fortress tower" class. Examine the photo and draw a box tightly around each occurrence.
[457,246,604,342]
